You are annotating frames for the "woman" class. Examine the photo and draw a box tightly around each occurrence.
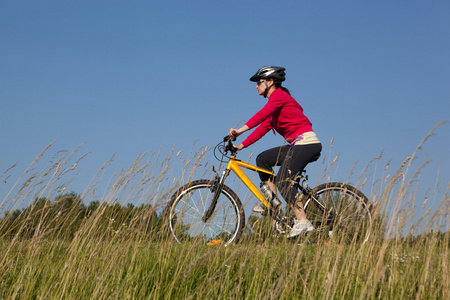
[228,66,322,238]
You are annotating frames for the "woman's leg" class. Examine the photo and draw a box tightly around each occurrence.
[256,146,290,195]
[255,144,322,223]
[276,143,322,221]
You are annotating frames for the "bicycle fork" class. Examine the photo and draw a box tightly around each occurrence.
[202,169,231,222]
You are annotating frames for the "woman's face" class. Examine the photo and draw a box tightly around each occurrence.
[256,79,273,96]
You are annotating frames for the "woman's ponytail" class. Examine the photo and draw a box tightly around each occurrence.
[274,81,291,95]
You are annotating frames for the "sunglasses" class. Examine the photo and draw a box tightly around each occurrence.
[257,79,266,85]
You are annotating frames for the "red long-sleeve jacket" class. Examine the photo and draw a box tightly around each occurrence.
[242,88,314,148]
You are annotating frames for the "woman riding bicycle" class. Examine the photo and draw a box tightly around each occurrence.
[228,66,322,238]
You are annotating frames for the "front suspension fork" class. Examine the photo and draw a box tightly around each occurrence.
[202,169,230,222]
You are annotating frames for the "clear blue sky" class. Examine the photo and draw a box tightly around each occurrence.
[1,1,449,230]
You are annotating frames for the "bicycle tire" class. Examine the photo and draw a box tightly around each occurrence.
[164,180,245,246]
[304,182,372,244]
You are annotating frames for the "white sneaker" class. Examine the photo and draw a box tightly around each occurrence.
[252,203,268,215]
[287,220,314,238]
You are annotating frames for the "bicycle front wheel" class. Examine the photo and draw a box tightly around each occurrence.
[164,180,245,246]
[305,182,372,244]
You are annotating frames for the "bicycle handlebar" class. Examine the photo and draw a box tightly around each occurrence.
[222,132,239,155]
[223,130,237,142]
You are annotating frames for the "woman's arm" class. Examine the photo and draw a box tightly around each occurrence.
[228,125,249,137]
[228,125,249,150]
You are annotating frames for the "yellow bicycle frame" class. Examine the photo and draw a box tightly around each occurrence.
[225,154,274,208]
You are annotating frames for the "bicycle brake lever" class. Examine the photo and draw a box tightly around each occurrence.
[223,135,236,142]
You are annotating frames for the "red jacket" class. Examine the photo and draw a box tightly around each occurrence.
[242,89,314,148]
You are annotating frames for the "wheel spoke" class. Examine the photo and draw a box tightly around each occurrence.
[305,183,372,244]
[166,180,244,246]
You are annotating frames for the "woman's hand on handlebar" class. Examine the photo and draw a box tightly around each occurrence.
[228,128,239,138]
[227,125,249,151]
[233,144,244,151]
[224,129,244,151]
[228,125,249,138]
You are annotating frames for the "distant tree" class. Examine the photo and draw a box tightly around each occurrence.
[0,193,165,242]
[86,200,100,216]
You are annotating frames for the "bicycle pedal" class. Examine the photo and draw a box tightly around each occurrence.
[252,204,268,215]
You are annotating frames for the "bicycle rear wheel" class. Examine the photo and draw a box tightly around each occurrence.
[304,182,372,244]
[164,180,245,246]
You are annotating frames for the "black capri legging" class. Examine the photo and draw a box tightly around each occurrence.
[256,143,322,204]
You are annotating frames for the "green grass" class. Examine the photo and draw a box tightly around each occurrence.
[0,233,448,299]
[1,123,449,299]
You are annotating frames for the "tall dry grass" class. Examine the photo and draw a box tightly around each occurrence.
[0,123,448,299]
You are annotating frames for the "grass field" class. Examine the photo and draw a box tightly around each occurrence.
[0,229,448,299]
[1,124,448,299]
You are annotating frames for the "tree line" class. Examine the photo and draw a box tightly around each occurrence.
[1,192,447,246]
[0,192,165,241]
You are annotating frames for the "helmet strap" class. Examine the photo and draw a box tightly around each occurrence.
[263,81,274,98]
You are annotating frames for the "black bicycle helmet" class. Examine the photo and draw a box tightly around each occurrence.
[250,66,286,82]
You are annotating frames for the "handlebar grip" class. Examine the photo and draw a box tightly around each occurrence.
[224,130,238,142]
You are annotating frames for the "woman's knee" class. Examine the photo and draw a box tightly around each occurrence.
[256,151,271,169]
[256,152,275,182]
[255,153,264,167]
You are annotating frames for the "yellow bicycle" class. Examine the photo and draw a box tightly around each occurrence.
[164,136,372,246]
